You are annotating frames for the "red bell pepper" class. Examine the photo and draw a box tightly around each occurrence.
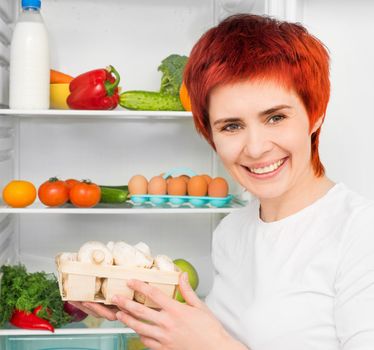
[67,65,120,110]
[10,308,55,332]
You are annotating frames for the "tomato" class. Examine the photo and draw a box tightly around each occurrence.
[65,178,79,195]
[69,180,101,208]
[2,180,37,208]
[38,177,69,207]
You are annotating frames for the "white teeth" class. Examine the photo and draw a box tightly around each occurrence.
[249,159,284,174]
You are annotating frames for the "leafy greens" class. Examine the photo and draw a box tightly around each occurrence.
[158,54,188,96]
[0,265,71,327]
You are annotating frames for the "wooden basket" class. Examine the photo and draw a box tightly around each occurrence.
[56,254,180,308]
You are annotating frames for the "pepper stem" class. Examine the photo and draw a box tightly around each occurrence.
[104,65,120,97]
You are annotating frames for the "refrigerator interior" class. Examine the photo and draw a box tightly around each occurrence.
[0,0,374,344]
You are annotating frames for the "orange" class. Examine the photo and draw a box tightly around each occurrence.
[2,180,37,208]
[179,81,192,111]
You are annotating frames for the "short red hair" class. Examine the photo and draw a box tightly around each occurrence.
[184,14,330,177]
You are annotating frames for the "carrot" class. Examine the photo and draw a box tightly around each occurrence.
[50,69,74,84]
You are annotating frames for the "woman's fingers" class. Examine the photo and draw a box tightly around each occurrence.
[112,294,164,325]
[68,301,101,318]
[81,302,118,321]
[126,279,175,311]
[139,335,162,350]
[116,310,164,343]
[178,272,204,308]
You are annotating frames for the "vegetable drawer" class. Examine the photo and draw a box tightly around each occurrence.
[3,333,125,350]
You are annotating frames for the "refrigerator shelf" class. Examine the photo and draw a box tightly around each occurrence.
[0,199,245,214]
[0,109,193,120]
[0,325,136,336]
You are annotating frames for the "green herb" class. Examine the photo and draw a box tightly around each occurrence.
[0,265,71,328]
[158,54,188,95]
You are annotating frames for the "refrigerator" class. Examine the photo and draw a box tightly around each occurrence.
[0,0,374,348]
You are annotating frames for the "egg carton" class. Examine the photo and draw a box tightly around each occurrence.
[131,167,232,207]
[56,254,180,309]
[130,193,233,207]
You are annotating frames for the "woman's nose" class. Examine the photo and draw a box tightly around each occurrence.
[243,127,273,159]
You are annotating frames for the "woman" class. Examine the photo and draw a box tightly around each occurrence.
[75,14,374,349]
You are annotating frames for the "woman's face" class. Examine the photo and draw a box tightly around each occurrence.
[208,79,320,201]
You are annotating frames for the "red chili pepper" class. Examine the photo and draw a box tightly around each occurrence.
[67,65,120,110]
[10,309,55,332]
[33,305,52,318]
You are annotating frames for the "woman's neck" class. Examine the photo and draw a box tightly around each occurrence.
[259,174,335,223]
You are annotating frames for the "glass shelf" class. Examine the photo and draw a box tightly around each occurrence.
[0,109,193,120]
[0,197,246,214]
[0,318,134,336]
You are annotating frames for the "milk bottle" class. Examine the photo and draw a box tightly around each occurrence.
[9,0,50,109]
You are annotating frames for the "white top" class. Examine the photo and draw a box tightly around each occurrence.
[206,183,374,350]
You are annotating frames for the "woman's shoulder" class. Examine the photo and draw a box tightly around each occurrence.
[329,183,374,217]
[329,183,374,245]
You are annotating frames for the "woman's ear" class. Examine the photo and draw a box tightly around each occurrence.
[311,116,324,134]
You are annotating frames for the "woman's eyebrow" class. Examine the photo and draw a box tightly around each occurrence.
[259,104,292,116]
[212,105,292,126]
[212,117,241,126]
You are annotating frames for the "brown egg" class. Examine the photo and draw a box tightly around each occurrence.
[200,174,212,185]
[187,175,208,196]
[167,177,187,196]
[148,176,167,195]
[166,176,173,185]
[128,175,148,195]
[178,175,190,184]
[208,177,229,197]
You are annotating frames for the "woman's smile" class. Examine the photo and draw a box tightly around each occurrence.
[244,156,288,176]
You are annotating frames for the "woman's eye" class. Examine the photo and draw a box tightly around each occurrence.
[222,123,242,132]
[268,114,285,124]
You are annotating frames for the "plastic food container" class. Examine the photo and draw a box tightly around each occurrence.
[3,333,122,350]
[130,193,233,207]
[130,167,232,207]
[56,255,180,309]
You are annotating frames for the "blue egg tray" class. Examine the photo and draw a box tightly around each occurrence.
[130,194,233,208]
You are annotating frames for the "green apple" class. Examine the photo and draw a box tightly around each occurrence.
[173,258,199,302]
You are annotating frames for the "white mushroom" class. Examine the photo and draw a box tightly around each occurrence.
[134,241,151,257]
[78,241,113,265]
[106,241,115,252]
[153,255,176,272]
[58,252,78,263]
[112,241,153,268]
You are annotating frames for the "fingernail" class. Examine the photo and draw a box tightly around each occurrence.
[111,296,118,304]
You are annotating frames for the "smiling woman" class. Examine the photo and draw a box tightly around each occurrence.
[73,14,374,350]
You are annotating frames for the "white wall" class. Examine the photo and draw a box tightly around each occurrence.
[301,0,374,198]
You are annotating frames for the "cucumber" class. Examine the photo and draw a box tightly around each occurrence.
[99,186,129,204]
[100,185,128,191]
[119,91,184,111]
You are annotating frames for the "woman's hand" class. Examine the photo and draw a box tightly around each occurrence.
[113,272,246,350]
[68,301,119,321]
